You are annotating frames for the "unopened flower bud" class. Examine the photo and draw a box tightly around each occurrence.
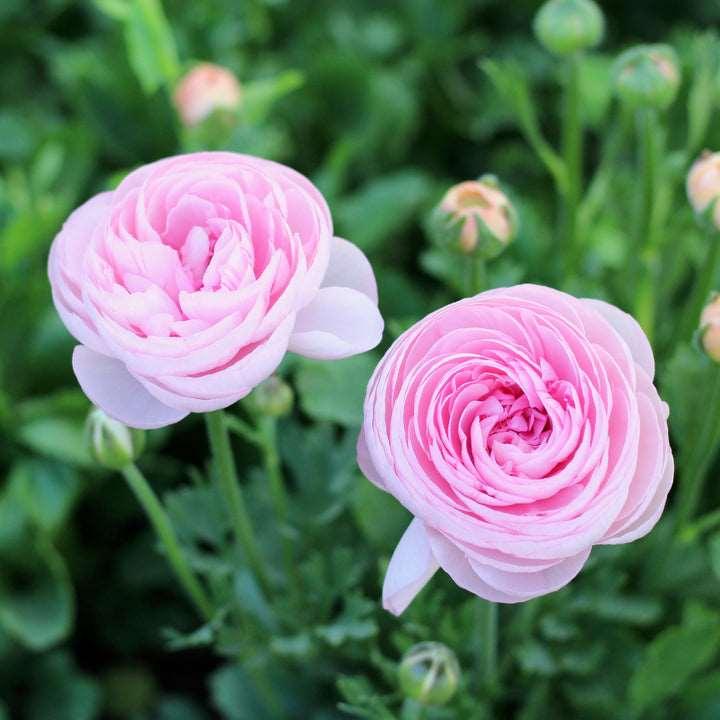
[688,151,720,229]
[701,295,720,362]
[173,63,242,127]
[533,0,604,56]
[398,642,460,706]
[249,376,294,417]
[613,45,680,110]
[87,408,145,470]
[435,177,517,256]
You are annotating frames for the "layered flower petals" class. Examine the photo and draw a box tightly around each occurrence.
[359,284,672,611]
[49,152,383,428]
[73,346,189,430]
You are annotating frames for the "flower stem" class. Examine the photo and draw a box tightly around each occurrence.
[561,53,583,275]
[121,463,213,621]
[256,415,300,595]
[205,410,270,594]
[633,108,663,341]
[477,599,498,687]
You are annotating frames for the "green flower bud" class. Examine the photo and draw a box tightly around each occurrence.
[431,176,517,258]
[613,44,681,110]
[249,376,294,417]
[398,642,460,706]
[87,408,145,470]
[533,0,604,56]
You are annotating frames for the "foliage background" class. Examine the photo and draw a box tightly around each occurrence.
[2,0,720,718]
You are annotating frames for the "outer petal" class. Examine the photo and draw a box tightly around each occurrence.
[427,529,590,603]
[382,519,439,615]
[288,286,383,360]
[357,428,387,490]
[322,236,378,303]
[48,192,112,354]
[72,346,188,430]
[581,298,655,378]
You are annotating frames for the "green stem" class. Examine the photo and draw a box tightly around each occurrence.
[676,365,720,529]
[256,415,299,594]
[122,464,213,621]
[633,108,663,341]
[205,410,270,594]
[561,53,583,275]
[465,254,486,297]
[477,599,498,687]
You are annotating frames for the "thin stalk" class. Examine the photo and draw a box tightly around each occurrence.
[676,365,720,529]
[256,415,299,595]
[561,53,583,275]
[633,108,663,341]
[477,599,498,687]
[465,254,486,297]
[205,410,270,594]
[122,464,213,620]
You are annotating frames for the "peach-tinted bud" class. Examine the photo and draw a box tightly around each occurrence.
[173,63,242,127]
[613,44,680,110]
[688,151,720,228]
[439,178,516,254]
[700,295,720,362]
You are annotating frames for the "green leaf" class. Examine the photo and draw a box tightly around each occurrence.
[0,538,74,651]
[337,675,396,720]
[9,459,81,536]
[295,354,377,427]
[242,71,305,125]
[316,595,378,647]
[124,0,179,94]
[27,652,101,720]
[351,480,410,551]
[629,603,720,713]
[335,170,434,252]
[209,664,275,720]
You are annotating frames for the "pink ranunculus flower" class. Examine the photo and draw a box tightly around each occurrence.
[358,284,672,613]
[49,152,383,429]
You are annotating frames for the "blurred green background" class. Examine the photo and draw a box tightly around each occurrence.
[2,1,720,718]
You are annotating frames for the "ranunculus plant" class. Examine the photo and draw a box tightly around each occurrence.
[49,152,383,429]
[359,285,672,612]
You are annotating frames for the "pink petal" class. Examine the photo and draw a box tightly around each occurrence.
[72,346,188,430]
[468,547,591,599]
[382,519,439,615]
[48,192,112,354]
[322,236,378,303]
[357,428,387,490]
[581,298,655,378]
[289,286,383,360]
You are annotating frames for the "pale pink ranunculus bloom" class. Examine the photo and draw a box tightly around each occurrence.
[358,284,672,613]
[173,63,242,127]
[49,152,383,429]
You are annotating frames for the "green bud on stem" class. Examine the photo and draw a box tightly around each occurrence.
[613,44,681,110]
[398,642,460,706]
[534,0,605,56]
[87,408,145,470]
